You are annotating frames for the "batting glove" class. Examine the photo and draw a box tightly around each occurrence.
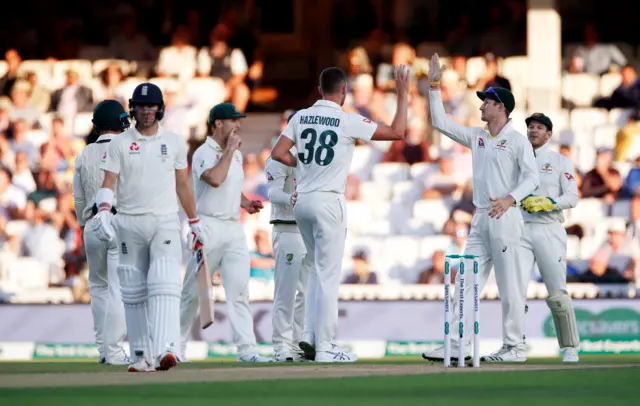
[92,209,115,242]
[188,218,206,251]
[521,195,557,213]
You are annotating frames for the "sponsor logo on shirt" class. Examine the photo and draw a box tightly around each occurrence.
[267,172,274,181]
[129,142,140,154]
[541,163,553,173]
[564,172,575,181]
[478,138,485,148]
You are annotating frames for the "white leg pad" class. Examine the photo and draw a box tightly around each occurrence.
[546,291,580,348]
[118,265,151,361]
[148,257,182,359]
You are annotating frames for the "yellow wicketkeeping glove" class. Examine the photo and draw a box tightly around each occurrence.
[521,195,557,213]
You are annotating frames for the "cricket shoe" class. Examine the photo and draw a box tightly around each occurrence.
[421,343,471,363]
[155,344,179,371]
[480,344,527,363]
[298,340,316,361]
[238,353,274,363]
[99,356,106,364]
[315,345,357,363]
[562,347,579,363]
[128,352,154,372]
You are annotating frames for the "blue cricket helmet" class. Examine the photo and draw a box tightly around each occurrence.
[129,82,165,120]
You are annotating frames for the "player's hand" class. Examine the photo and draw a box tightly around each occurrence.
[227,130,241,152]
[521,195,557,213]
[489,196,516,219]
[91,209,115,242]
[428,53,443,83]
[394,64,410,95]
[290,191,298,207]
[188,218,206,251]
[242,200,264,214]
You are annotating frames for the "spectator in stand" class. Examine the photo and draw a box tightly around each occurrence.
[40,116,72,173]
[594,65,640,111]
[249,229,275,281]
[581,221,638,283]
[622,156,640,198]
[382,116,431,165]
[242,153,268,201]
[376,43,416,91]
[345,47,373,91]
[9,119,38,169]
[422,152,466,200]
[11,151,36,194]
[417,250,446,284]
[10,80,41,128]
[0,49,21,97]
[571,23,627,75]
[198,24,250,112]
[343,250,378,284]
[157,26,197,81]
[476,53,511,91]
[0,134,13,170]
[25,72,51,114]
[441,69,471,125]
[49,69,94,122]
[614,112,640,162]
[0,166,27,219]
[92,64,127,104]
[343,74,377,120]
[581,148,622,205]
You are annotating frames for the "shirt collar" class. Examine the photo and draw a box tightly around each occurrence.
[534,141,550,158]
[312,99,342,110]
[485,119,514,138]
[206,136,224,153]
[134,124,164,141]
[96,133,115,143]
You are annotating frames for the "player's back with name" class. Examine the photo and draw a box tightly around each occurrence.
[285,101,376,195]
[100,126,188,216]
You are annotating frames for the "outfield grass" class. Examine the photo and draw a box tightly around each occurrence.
[0,368,638,406]
[0,356,638,406]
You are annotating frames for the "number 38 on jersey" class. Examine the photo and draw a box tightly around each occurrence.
[298,128,338,166]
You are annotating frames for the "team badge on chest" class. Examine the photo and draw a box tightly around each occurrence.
[541,163,553,173]
[160,144,168,162]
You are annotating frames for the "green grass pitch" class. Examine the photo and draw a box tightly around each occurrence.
[0,356,638,406]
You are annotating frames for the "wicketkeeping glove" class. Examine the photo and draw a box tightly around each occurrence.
[521,195,557,213]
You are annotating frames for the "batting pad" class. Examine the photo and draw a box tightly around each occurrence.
[148,257,182,359]
[546,291,580,348]
[118,265,151,360]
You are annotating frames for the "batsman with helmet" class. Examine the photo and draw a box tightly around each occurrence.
[73,100,131,365]
[93,83,203,372]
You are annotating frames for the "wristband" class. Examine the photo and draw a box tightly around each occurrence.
[429,81,440,90]
[95,188,114,208]
[188,217,200,225]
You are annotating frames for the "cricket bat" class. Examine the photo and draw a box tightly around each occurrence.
[194,242,214,329]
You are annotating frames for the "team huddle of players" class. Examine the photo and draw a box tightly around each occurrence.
[73,54,580,372]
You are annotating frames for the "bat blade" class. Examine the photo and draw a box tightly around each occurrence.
[195,244,214,329]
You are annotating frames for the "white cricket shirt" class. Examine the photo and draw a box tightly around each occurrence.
[100,125,188,215]
[265,156,296,223]
[429,90,540,209]
[521,142,579,224]
[281,100,377,194]
[191,137,243,221]
[73,134,117,226]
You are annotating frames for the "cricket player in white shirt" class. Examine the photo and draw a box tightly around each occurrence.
[265,110,310,362]
[73,100,130,366]
[93,83,203,372]
[516,113,580,363]
[271,65,411,362]
[180,102,272,363]
[421,54,540,363]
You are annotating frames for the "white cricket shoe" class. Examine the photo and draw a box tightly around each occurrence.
[128,355,154,373]
[237,353,274,363]
[480,344,527,363]
[155,345,179,371]
[562,347,579,363]
[421,342,472,363]
[298,340,316,361]
[315,346,358,363]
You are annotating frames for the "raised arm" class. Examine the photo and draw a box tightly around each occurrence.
[200,132,241,187]
[369,65,410,141]
[427,54,476,148]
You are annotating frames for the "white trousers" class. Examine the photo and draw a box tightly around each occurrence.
[452,208,529,348]
[520,222,568,294]
[180,216,257,356]
[271,224,308,353]
[84,226,126,361]
[294,192,347,352]
[114,213,183,361]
